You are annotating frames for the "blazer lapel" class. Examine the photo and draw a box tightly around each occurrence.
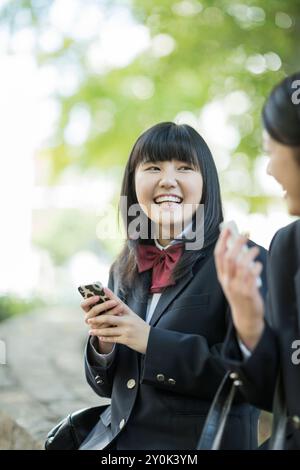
[149,253,206,326]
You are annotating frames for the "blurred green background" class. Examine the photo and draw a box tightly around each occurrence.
[0,0,299,316]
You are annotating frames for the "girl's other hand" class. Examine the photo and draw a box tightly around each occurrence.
[214,229,265,351]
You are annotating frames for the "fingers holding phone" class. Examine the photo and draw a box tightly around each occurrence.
[78,281,122,354]
[80,295,109,313]
[81,297,119,322]
[78,282,124,326]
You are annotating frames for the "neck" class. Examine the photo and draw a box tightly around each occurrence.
[157,237,173,247]
[155,220,189,247]
[155,225,175,247]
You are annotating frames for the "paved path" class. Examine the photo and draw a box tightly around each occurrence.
[0,306,109,449]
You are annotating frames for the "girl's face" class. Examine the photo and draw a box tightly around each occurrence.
[134,159,203,243]
[264,131,300,216]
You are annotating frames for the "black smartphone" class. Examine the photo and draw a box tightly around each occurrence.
[78,281,110,306]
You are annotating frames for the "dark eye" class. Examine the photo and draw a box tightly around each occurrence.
[179,165,193,171]
[146,166,160,171]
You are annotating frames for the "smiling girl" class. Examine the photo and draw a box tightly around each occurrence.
[79,122,267,450]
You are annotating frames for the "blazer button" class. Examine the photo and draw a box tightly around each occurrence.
[230,372,239,380]
[168,378,176,386]
[119,418,126,430]
[292,415,300,429]
[127,379,136,389]
[156,374,165,382]
[95,375,104,384]
[233,379,243,387]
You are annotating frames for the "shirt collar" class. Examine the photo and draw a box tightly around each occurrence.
[153,221,194,251]
[154,238,174,251]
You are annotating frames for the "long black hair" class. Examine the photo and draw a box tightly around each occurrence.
[262,72,300,163]
[111,122,223,297]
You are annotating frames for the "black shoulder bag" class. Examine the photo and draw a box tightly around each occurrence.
[196,371,242,450]
[45,405,109,450]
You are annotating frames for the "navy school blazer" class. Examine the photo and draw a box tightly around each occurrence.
[85,239,268,450]
[223,221,300,450]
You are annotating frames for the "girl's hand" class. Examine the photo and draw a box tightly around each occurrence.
[80,294,121,354]
[87,287,151,355]
[214,228,265,351]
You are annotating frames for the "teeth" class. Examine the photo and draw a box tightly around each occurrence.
[155,196,182,204]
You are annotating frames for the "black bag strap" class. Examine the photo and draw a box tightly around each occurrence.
[269,371,287,450]
[197,371,241,450]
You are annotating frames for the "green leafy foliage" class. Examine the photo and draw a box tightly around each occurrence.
[0,295,44,322]
[1,0,299,214]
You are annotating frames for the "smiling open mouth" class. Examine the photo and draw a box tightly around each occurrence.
[154,195,183,204]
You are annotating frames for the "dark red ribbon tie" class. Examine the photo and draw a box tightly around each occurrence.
[137,243,184,293]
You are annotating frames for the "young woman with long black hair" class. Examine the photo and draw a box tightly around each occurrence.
[80,122,267,450]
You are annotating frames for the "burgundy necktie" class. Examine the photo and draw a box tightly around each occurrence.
[137,243,184,293]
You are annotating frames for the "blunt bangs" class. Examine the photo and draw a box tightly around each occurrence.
[129,123,201,172]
